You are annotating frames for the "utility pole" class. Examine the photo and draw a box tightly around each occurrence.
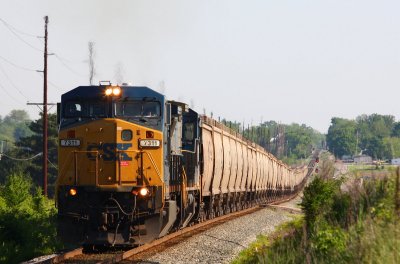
[355,130,359,156]
[27,16,55,196]
[0,140,4,160]
[43,15,49,196]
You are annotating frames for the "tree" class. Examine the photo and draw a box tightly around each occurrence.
[19,113,58,194]
[356,114,394,159]
[240,120,323,161]
[363,137,388,159]
[326,118,357,158]
[392,122,400,137]
[5,113,58,196]
[383,137,400,159]
[4,110,29,123]
[286,124,314,159]
[326,114,396,160]
[0,110,32,152]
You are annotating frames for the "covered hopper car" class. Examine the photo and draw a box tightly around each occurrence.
[56,83,314,247]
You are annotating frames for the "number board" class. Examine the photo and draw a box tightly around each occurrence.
[139,139,161,148]
[60,139,81,147]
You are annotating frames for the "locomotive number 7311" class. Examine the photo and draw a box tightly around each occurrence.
[60,139,81,147]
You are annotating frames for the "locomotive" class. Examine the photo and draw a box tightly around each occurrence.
[56,83,312,247]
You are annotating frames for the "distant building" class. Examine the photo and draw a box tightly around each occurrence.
[391,158,400,165]
[341,155,353,163]
[353,155,372,164]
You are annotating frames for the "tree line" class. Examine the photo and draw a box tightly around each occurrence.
[0,110,58,196]
[221,119,324,164]
[326,114,400,160]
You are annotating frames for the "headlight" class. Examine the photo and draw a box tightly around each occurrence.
[131,187,150,196]
[69,188,77,196]
[139,187,149,196]
[105,88,113,96]
[112,87,121,95]
[105,86,121,96]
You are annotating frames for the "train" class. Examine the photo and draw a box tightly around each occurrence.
[56,83,314,247]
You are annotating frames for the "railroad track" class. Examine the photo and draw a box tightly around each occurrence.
[34,194,303,264]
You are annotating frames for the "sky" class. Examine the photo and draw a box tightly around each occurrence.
[0,0,399,133]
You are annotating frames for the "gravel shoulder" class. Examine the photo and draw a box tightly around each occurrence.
[128,208,295,264]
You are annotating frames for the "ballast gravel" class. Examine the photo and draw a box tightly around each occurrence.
[133,208,294,264]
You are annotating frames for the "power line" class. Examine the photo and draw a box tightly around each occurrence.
[47,158,58,169]
[0,81,24,104]
[1,152,42,161]
[51,52,83,64]
[0,18,83,86]
[54,54,86,77]
[48,80,64,92]
[0,63,29,100]
[0,18,43,52]
[0,54,37,72]
[36,71,64,92]
[0,18,39,38]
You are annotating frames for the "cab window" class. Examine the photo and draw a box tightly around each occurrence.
[115,101,161,118]
[64,101,107,118]
[184,123,195,141]
[64,102,82,117]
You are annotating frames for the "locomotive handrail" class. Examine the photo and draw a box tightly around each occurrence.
[143,151,162,180]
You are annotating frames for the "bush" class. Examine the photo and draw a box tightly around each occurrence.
[0,173,60,264]
[300,176,338,231]
[311,222,349,262]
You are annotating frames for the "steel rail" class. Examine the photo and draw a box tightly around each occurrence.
[38,247,83,264]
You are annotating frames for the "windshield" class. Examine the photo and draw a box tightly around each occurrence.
[115,101,161,118]
[64,101,107,118]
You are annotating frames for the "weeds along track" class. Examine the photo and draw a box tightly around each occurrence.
[36,193,303,264]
